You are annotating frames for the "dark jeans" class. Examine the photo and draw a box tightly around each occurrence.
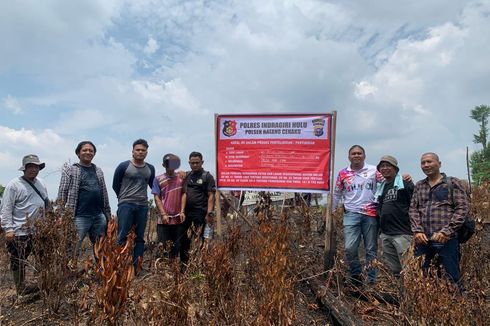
[7,236,33,273]
[157,224,186,259]
[117,203,149,267]
[415,238,461,284]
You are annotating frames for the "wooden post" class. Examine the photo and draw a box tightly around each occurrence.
[215,190,222,236]
[220,192,255,229]
[324,111,337,270]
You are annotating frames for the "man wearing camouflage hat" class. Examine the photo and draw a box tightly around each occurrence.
[0,154,49,300]
[374,155,414,277]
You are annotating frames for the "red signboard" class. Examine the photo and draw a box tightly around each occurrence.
[216,114,333,192]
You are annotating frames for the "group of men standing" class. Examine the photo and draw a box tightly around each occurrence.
[0,139,216,299]
[333,145,469,290]
[0,140,470,300]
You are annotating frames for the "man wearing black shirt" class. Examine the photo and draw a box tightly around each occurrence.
[375,155,414,276]
[181,152,216,262]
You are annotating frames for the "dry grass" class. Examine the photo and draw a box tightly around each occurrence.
[0,186,488,325]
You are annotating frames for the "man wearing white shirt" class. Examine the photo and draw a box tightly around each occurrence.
[1,154,48,298]
[333,145,382,286]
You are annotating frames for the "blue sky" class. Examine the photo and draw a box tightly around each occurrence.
[1,0,489,208]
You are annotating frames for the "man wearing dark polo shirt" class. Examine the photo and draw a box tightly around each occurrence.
[181,151,215,262]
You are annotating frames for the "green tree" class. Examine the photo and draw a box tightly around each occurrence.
[0,184,4,197]
[470,105,490,184]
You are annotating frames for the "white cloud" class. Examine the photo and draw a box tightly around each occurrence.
[0,126,62,146]
[143,37,159,55]
[0,0,489,194]
[2,95,23,114]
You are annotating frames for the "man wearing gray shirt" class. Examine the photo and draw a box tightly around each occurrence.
[112,139,155,271]
[1,154,48,298]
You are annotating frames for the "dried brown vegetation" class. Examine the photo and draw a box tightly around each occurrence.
[0,186,488,325]
[31,202,78,313]
[91,218,136,325]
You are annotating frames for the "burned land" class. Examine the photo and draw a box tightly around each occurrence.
[0,186,489,325]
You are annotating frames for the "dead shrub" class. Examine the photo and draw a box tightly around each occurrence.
[91,218,136,325]
[31,202,78,313]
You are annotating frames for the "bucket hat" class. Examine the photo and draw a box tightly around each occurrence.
[19,154,45,171]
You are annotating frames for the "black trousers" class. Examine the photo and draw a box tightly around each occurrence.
[180,211,206,264]
[6,235,33,273]
[157,224,186,259]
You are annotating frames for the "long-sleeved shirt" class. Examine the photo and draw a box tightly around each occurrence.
[409,174,468,238]
[57,162,111,219]
[332,163,382,217]
[112,160,155,205]
[0,177,48,236]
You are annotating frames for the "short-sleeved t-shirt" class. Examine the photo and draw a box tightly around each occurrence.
[378,179,414,235]
[185,169,216,217]
[76,165,103,217]
[151,173,185,225]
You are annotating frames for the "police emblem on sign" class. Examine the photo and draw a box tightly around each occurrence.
[312,118,325,137]
[222,120,237,137]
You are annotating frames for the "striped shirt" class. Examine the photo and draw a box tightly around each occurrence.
[151,173,185,225]
[409,174,468,237]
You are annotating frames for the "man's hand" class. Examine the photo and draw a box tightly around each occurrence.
[414,232,428,245]
[5,231,15,243]
[179,212,186,221]
[162,213,169,224]
[431,232,449,244]
[402,173,412,183]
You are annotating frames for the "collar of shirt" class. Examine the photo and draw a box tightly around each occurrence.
[346,163,369,173]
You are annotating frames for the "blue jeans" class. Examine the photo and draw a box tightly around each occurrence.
[414,238,460,284]
[75,213,107,256]
[343,212,379,283]
[117,203,148,267]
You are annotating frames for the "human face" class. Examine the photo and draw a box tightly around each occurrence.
[348,147,365,167]
[378,162,397,180]
[420,154,441,177]
[78,144,95,165]
[132,144,148,162]
[189,156,203,172]
[23,163,40,181]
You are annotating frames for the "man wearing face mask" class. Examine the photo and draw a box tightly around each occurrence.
[1,154,48,300]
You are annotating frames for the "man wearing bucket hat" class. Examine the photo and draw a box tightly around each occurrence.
[374,155,414,277]
[0,154,49,300]
[151,153,187,261]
